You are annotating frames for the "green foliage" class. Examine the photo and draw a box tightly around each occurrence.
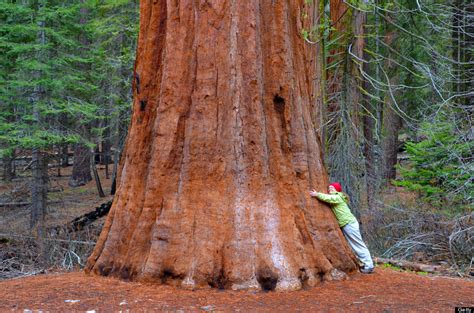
[299,2,335,44]
[382,263,429,275]
[0,0,138,157]
[381,263,402,271]
[396,116,473,210]
[0,1,92,153]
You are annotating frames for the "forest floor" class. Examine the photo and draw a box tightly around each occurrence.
[0,165,113,280]
[0,164,114,234]
[1,268,473,312]
[1,165,473,311]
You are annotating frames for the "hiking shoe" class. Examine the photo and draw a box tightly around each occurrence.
[360,266,374,274]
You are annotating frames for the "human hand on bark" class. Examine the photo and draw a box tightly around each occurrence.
[309,190,318,197]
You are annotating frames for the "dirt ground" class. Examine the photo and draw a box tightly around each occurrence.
[1,166,472,312]
[1,268,472,312]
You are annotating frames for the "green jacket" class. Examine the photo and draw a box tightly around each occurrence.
[315,191,357,227]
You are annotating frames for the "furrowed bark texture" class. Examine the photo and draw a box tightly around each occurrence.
[86,0,358,291]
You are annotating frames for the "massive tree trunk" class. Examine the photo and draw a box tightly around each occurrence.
[86,0,358,291]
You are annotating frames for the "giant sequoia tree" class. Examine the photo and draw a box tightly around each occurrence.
[86,0,358,291]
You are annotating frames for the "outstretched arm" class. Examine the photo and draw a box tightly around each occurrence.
[309,190,344,204]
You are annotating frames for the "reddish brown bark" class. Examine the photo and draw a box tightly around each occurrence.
[330,0,349,34]
[349,8,366,131]
[86,0,358,291]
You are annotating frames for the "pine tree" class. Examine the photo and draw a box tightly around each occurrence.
[0,1,95,226]
[88,0,139,191]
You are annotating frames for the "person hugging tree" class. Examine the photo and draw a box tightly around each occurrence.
[310,182,375,274]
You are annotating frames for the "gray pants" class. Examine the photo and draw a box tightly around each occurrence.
[342,221,374,268]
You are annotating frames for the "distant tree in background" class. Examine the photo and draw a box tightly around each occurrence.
[0,1,86,230]
[88,0,138,191]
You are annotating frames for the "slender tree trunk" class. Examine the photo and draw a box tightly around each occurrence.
[30,148,48,266]
[2,113,16,181]
[467,2,474,110]
[104,144,110,179]
[109,123,127,196]
[110,105,130,195]
[2,153,14,182]
[94,145,101,164]
[110,112,127,196]
[110,110,128,196]
[360,4,378,209]
[453,0,473,109]
[86,0,358,291]
[56,145,61,177]
[349,6,369,211]
[452,0,462,99]
[30,1,48,235]
[380,29,401,184]
[110,148,119,196]
[68,0,93,188]
[363,107,376,208]
[380,104,402,182]
[102,121,111,179]
[350,8,366,135]
[30,150,48,229]
[364,0,381,209]
[69,143,92,187]
[327,0,350,116]
[60,144,69,167]
[91,149,105,197]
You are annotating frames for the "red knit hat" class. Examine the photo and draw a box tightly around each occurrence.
[329,182,342,192]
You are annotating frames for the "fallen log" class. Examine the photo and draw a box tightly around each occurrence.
[67,200,112,232]
[48,188,63,193]
[49,200,112,234]
[374,257,443,273]
[0,202,31,207]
